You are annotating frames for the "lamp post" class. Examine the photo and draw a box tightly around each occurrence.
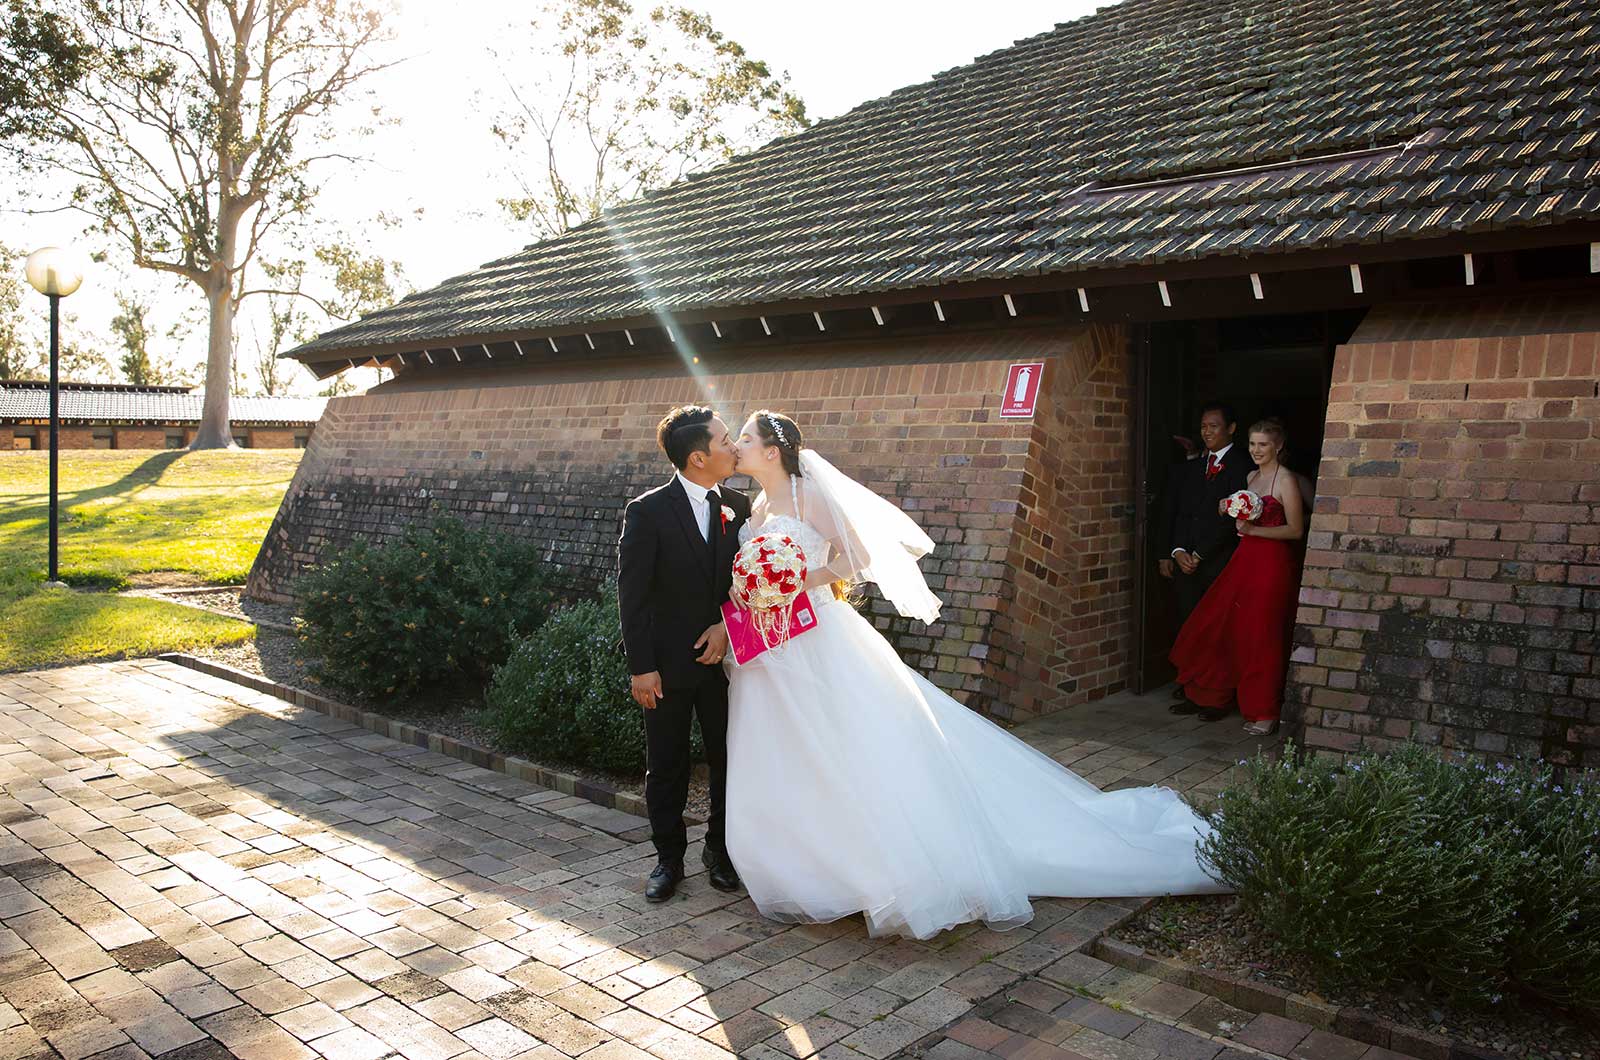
[24,246,87,587]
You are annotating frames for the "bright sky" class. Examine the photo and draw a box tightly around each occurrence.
[7,0,1101,393]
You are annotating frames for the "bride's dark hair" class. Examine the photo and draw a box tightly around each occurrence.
[752,410,804,477]
[750,408,857,605]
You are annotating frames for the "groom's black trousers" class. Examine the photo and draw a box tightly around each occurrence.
[644,677,728,866]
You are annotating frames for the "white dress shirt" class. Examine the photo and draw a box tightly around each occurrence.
[676,472,721,542]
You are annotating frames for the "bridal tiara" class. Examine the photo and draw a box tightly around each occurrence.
[764,414,790,450]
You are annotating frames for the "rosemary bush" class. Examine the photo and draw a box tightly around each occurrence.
[484,586,704,776]
[296,515,553,698]
[1200,742,1599,1010]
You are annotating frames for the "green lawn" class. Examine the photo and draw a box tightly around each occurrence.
[0,449,303,671]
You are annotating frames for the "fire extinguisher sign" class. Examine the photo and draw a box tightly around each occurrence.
[1000,362,1045,418]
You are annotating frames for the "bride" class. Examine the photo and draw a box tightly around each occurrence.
[722,410,1228,941]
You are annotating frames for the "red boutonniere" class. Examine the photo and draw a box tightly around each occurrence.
[719,504,736,533]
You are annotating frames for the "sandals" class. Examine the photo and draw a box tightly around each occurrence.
[1242,720,1279,737]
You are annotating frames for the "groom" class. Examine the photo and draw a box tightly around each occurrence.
[618,405,750,902]
[1160,400,1251,720]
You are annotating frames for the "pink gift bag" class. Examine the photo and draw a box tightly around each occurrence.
[720,591,820,665]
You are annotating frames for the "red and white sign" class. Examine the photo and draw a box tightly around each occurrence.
[999,361,1045,418]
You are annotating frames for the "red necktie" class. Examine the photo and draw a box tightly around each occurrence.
[1206,453,1220,479]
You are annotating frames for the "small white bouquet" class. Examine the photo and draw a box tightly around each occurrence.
[1224,490,1265,521]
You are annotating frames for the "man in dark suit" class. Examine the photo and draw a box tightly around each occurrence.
[618,405,751,902]
[1158,401,1252,721]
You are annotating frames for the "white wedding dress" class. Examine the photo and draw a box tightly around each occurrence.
[724,512,1229,941]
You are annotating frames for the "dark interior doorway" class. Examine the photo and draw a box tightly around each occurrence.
[1130,309,1364,693]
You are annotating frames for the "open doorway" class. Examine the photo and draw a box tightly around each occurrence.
[1130,309,1364,693]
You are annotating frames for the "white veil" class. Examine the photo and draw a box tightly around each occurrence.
[797,449,943,624]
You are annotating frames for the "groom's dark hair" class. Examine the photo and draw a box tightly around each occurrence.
[658,405,716,469]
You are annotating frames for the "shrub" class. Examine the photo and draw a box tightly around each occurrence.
[484,585,704,776]
[296,515,553,698]
[1200,742,1599,1010]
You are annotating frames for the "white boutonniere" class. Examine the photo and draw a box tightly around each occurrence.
[719,504,736,531]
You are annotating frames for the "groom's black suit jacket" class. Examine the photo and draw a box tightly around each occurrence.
[618,477,751,691]
[1159,444,1253,565]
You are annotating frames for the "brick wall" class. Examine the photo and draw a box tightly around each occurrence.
[986,324,1134,717]
[58,427,105,449]
[113,428,167,449]
[0,424,306,449]
[1289,293,1600,767]
[248,428,302,449]
[248,325,1133,718]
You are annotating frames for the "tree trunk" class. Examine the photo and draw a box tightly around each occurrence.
[191,193,242,450]
[189,273,236,449]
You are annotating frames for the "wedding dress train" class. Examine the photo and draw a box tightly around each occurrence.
[724,513,1228,941]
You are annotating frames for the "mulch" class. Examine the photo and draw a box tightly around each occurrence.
[1112,896,1599,1060]
[167,588,711,819]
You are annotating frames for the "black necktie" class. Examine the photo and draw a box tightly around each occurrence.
[704,489,719,554]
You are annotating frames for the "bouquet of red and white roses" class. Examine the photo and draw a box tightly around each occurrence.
[1224,489,1265,521]
[731,533,809,648]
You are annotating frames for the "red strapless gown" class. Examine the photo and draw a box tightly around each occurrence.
[1168,496,1301,722]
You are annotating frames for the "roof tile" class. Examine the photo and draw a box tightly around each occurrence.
[289,0,1600,362]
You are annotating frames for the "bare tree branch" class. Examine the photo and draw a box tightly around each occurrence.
[487,0,808,239]
[4,0,395,446]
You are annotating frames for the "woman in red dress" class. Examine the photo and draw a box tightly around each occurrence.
[1169,418,1306,736]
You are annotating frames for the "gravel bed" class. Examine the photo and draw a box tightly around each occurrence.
[1113,896,1598,1060]
[183,627,712,819]
[160,587,299,628]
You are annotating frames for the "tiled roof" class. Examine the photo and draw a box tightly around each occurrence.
[0,384,326,425]
[288,0,1600,362]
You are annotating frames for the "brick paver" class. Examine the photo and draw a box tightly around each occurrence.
[1006,687,1282,805]
[1,662,1363,1060]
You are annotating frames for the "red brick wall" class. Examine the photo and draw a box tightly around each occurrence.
[987,324,1133,717]
[248,428,301,448]
[249,325,1133,718]
[57,427,106,449]
[0,424,309,449]
[1290,294,1600,767]
[113,428,167,449]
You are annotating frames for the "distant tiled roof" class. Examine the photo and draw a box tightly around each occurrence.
[0,382,326,425]
[288,0,1600,362]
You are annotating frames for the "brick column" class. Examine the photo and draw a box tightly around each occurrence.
[985,324,1133,718]
[1289,295,1600,766]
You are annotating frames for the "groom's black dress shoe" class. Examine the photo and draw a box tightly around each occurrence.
[702,848,742,893]
[1168,700,1201,715]
[645,861,684,903]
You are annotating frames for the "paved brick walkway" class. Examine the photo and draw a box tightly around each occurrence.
[1,661,1377,1060]
[1006,687,1281,805]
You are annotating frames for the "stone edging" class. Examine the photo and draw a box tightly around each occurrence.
[1088,934,1487,1060]
[155,652,673,831]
